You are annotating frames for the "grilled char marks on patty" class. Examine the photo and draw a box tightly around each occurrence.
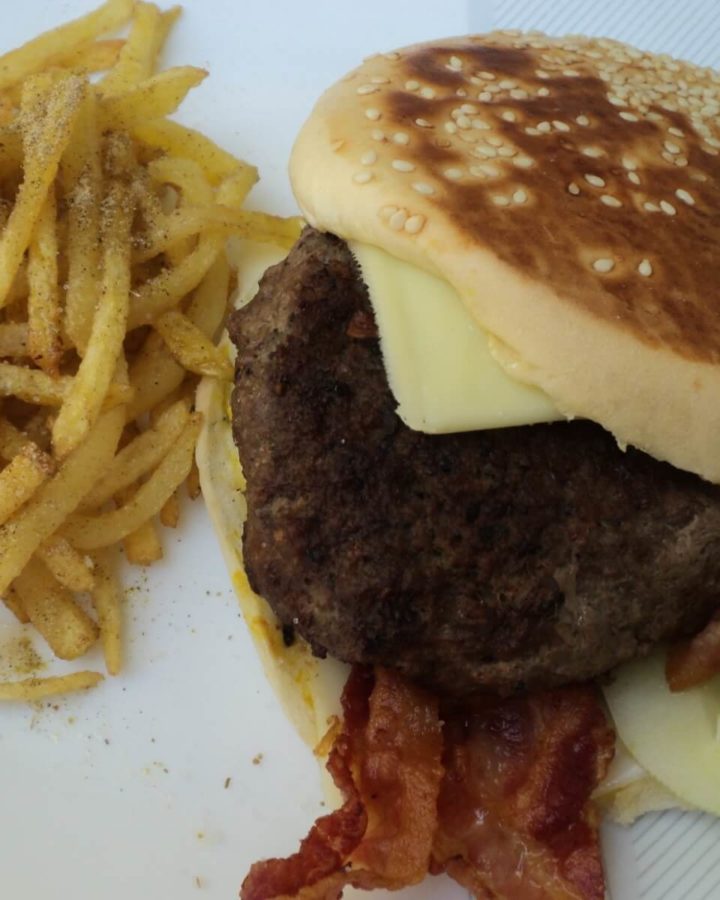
[229,228,720,699]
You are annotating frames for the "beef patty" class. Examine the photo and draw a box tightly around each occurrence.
[229,228,720,699]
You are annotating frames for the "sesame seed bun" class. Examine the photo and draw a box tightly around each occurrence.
[289,33,720,482]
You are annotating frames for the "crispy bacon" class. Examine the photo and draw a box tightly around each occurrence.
[241,667,443,900]
[666,611,720,691]
[241,670,614,900]
[433,689,615,900]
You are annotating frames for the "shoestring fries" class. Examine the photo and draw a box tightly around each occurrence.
[0,0,302,701]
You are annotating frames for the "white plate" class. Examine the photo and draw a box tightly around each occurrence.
[1,3,719,899]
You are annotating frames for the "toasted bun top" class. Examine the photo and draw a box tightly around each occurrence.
[290,32,720,481]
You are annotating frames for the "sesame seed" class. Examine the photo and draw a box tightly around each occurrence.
[371,76,389,84]
[379,205,398,220]
[537,121,551,133]
[600,194,622,207]
[675,188,695,205]
[415,118,432,128]
[478,91,493,102]
[444,167,463,179]
[535,69,550,79]
[492,195,510,206]
[513,155,534,168]
[393,132,410,145]
[371,129,385,141]
[365,108,381,121]
[456,115,471,129]
[568,182,581,195]
[581,146,604,158]
[643,201,660,212]
[668,126,684,137]
[664,140,681,154]
[412,181,435,195]
[513,189,528,204]
[456,88,468,97]
[392,159,415,172]
[444,121,458,134]
[576,114,590,126]
[622,156,638,170]
[472,118,490,130]
[619,111,639,121]
[525,127,540,136]
[638,258,653,277]
[448,56,463,71]
[501,111,517,122]
[353,171,373,184]
[405,80,420,91]
[499,79,516,90]
[660,200,677,215]
[474,145,498,158]
[563,68,580,77]
[357,84,379,95]
[628,171,641,185]
[470,163,499,178]
[388,209,408,230]
[420,87,436,99]
[593,258,615,273]
[360,150,377,165]
[607,95,626,107]
[479,71,495,80]
[553,120,570,131]
[537,87,550,97]
[510,88,528,100]
[584,174,605,187]
[498,146,517,157]
[674,156,689,167]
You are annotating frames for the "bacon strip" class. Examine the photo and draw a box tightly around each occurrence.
[666,612,720,691]
[433,688,615,900]
[241,670,613,900]
[241,667,443,900]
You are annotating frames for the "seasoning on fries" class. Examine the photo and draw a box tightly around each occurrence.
[0,0,302,700]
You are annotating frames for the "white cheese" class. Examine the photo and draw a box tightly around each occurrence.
[350,242,561,433]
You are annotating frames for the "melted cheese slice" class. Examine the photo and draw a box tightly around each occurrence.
[603,650,720,816]
[350,242,561,433]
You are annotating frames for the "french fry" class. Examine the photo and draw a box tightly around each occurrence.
[0,416,33,459]
[52,180,133,457]
[154,310,233,379]
[0,0,133,92]
[27,189,62,374]
[186,457,201,500]
[186,252,231,338]
[135,206,301,263]
[0,406,124,596]
[0,322,28,357]
[159,490,180,528]
[37,535,94,593]
[100,2,179,95]
[126,332,185,421]
[3,587,29,624]
[148,156,214,205]
[54,39,126,75]
[82,398,190,507]
[0,443,54,524]
[0,671,103,701]
[63,413,201,549]
[123,515,164,565]
[13,558,99,660]
[61,90,102,353]
[0,72,86,308]
[131,117,247,185]
[128,230,225,328]
[0,362,132,408]
[91,547,123,674]
[99,66,207,130]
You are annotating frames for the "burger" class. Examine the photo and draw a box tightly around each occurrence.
[196,30,720,899]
